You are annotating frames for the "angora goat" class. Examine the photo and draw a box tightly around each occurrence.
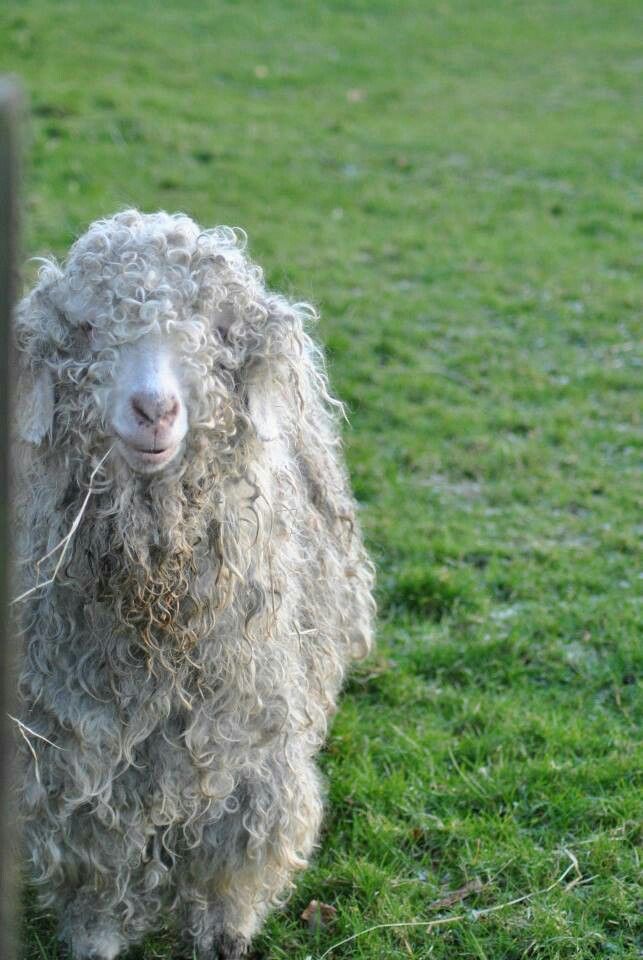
[13,209,375,960]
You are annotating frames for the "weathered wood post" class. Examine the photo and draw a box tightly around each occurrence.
[0,76,23,960]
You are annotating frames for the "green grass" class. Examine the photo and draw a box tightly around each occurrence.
[3,0,641,957]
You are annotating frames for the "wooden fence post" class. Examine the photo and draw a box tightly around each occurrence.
[0,75,23,960]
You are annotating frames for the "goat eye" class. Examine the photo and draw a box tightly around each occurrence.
[79,322,93,337]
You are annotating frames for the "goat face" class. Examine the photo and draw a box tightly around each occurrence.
[108,332,189,474]
[68,304,239,478]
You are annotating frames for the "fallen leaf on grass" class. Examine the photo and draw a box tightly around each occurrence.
[301,900,338,931]
[349,658,397,686]
[430,877,483,910]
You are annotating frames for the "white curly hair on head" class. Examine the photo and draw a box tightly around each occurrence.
[13,209,375,960]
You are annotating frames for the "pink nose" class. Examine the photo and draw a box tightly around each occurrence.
[131,391,180,428]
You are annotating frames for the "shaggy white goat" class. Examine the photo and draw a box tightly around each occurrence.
[14,210,375,960]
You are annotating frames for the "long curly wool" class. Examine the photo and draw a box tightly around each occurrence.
[14,210,375,960]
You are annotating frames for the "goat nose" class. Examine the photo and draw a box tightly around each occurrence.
[131,391,180,427]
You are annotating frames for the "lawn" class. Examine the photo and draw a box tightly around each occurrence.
[2,1,641,957]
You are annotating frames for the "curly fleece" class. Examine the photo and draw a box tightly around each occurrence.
[14,210,375,960]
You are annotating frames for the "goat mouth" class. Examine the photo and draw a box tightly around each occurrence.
[134,445,170,458]
[116,436,181,471]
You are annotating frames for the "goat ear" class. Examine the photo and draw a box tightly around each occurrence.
[247,377,282,442]
[15,363,55,445]
[13,260,64,445]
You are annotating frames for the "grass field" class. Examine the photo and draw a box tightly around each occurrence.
[2,1,641,957]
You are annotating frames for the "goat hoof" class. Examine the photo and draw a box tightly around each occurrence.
[216,932,249,960]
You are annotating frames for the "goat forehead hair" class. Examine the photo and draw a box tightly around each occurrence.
[16,210,316,394]
[67,208,250,284]
[19,209,289,352]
